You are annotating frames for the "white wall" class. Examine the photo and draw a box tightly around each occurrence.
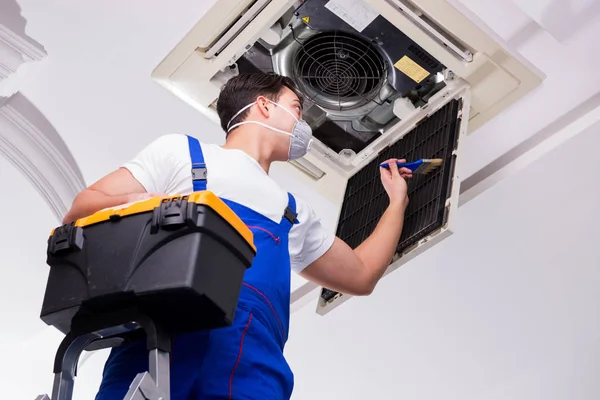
[0,156,66,399]
[285,119,600,399]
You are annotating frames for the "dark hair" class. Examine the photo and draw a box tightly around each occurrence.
[216,72,302,133]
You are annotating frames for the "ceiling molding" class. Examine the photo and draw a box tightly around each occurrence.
[0,22,82,223]
[0,24,47,97]
[0,93,85,222]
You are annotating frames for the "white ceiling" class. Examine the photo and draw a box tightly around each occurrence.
[0,0,599,398]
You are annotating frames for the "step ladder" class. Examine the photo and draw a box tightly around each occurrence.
[35,307,172,400]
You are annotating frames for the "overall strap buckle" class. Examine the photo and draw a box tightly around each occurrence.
[282,192,299,225]
[283,206,298,225]
[191,163,207,181]
[187,135,207,191]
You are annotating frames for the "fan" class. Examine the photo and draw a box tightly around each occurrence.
[292,31,387,111]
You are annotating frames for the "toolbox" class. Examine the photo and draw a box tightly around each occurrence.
[40,191,257,337]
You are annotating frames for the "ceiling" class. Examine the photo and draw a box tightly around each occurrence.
[0,0,599,398]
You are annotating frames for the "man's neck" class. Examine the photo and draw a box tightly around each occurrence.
[222,126,278,173]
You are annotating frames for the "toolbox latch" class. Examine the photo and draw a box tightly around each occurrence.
[48,223,85,255]
[151,197,197,233]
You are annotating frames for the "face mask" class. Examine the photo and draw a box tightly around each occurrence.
[226,100,313,161]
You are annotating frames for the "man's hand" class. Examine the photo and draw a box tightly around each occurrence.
[300,159,411,296]
[380,158,412,208]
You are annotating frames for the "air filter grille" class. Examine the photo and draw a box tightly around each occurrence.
[321,99,461,303]
[336,99,461,252]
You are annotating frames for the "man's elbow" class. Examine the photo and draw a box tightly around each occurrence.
[62,213,75,225]
[62,190,89,224]
[352,279,376,296]
[343,262,377,296]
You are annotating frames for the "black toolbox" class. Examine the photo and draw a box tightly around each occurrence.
[40,191,256,337]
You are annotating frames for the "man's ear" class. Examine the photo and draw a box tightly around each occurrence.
[256,96,271,118]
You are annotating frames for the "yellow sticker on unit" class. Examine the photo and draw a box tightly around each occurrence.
[302,16,310,24]
[394,56,430,83]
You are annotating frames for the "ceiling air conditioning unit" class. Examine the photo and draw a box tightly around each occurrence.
[152,0,544,315]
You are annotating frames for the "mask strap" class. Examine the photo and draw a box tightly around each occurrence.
[269,100,299,121]
[226,102,256,130]
[226,99,299,132]
[227,120,293,136]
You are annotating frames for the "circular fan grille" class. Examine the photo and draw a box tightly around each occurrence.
[292,31,387,110]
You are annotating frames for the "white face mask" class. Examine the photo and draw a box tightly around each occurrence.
[226,99,313,161]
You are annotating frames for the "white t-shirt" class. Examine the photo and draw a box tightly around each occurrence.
[122,133,334,274]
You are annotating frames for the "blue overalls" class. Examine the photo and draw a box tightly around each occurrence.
[96,136,297,399]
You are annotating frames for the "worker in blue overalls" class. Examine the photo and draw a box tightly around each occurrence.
[63,72,413,399]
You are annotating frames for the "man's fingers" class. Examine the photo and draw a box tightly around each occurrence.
[379,163,391,180]
[379,167,387,179]
[380,159,395,168]
[385,159,399,176]
[381,158,412,179]
[380,159,396,175]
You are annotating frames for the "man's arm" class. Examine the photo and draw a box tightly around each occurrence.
[62,168,153,224]
[300,159,411,296]
[62,134,182,224]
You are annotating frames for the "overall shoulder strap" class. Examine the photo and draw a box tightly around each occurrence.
[187,135,207,191]
[282,192,299,226]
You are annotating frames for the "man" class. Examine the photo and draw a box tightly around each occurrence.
[64,73,412,399]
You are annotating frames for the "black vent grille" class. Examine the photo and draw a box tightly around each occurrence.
[292,31,387,110]
[408,44,440,70]
[321,99,461,302]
